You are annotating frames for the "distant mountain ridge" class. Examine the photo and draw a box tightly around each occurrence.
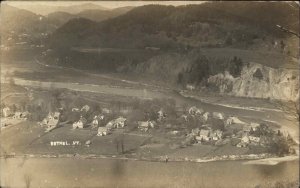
[48,2,299,52]
[1,4,53,39]
[42,2,299,102]
[47,6,134,27]
[0,4,133,45]
[8,3,108,15]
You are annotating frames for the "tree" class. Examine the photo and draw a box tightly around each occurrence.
[280,40,285,52]
[269,136,290,157]
[253,68,264,80]
[177,72,184,85]
[114,134,125,154]
[225,35,233,45]
[249,127,254,135]
[210,118,225,131]
[228,56,243,78]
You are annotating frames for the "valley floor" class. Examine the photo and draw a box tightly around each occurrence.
[1,49,299,163]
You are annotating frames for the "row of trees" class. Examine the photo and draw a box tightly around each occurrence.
[177,55,244,88]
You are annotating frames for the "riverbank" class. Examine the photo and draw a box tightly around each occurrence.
[179,90,285,113]
[1,154,298,188]
[1,151,297,166]
[179,90,299,141]
[1,79,298,166]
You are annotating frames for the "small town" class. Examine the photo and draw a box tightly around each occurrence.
[1,84,296,162]
[1,1,299,187]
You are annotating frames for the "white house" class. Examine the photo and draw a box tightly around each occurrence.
[72,108,80,112]
[91,115,104,128]
[191,128,200,136]
[114,117,126,128]
[138,121,150,132]
[157,109,166,121]
[138,121,155,132]
[237,134,250,147]
[106,117,126,129]
[188,106,197,115]
[48,112,60,125]
[73,116,88,129]
[212,112,224,120]
[196,109,204,115]
[241,134,250,143]
[249,136,260,143]
[92,118,99,128]
[211,130,223,140]
[226,116,246,125]
[2,107,12,117]
[102,108,111,114]
[13,111,29,120]
[41,112,60,127]
[250,122,260,131]
[237,142,248,148]
[196,129,211,142]
[97,127,111,136]
[42,112,60,132]
[202,112,211,122]
[13,112,22,119]
[81,105,90,112]
[186,84,195,91]
[188,106,204,116]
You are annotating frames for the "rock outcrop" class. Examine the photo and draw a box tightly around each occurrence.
[208,62,299,101]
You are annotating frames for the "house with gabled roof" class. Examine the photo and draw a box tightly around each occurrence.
[73,116,88,129]
[106,117,127,129]
[196,129,211,142]
[2,107,12,117]
[91,115,104,128]
[138,120,155,132]
[97,127,111,136]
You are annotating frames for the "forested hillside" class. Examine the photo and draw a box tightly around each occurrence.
[42,2,299,100]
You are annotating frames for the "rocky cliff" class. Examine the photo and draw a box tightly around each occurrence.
[207,62,299,101]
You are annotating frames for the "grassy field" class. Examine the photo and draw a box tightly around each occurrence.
[1,121,150,156]
[1,121,45,155]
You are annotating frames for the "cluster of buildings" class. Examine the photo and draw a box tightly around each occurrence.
[2,101,280,151]
[38,104,129,135]
[138,120,156,132]
[33,98,170,136]
[39,112,60,132]
[184,106,271,148]
[97,117,127,136]
[1,107,30,128]
[2,107,30,120]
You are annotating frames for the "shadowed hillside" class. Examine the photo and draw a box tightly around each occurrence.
[48,2,299,51]
[19,2,300,101]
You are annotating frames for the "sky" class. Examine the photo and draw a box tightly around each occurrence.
[5,1,206,11]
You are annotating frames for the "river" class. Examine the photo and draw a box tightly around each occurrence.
[0,157,298,188]
[9,77,299,139]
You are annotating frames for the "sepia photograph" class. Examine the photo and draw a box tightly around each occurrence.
[0,1,299,187]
